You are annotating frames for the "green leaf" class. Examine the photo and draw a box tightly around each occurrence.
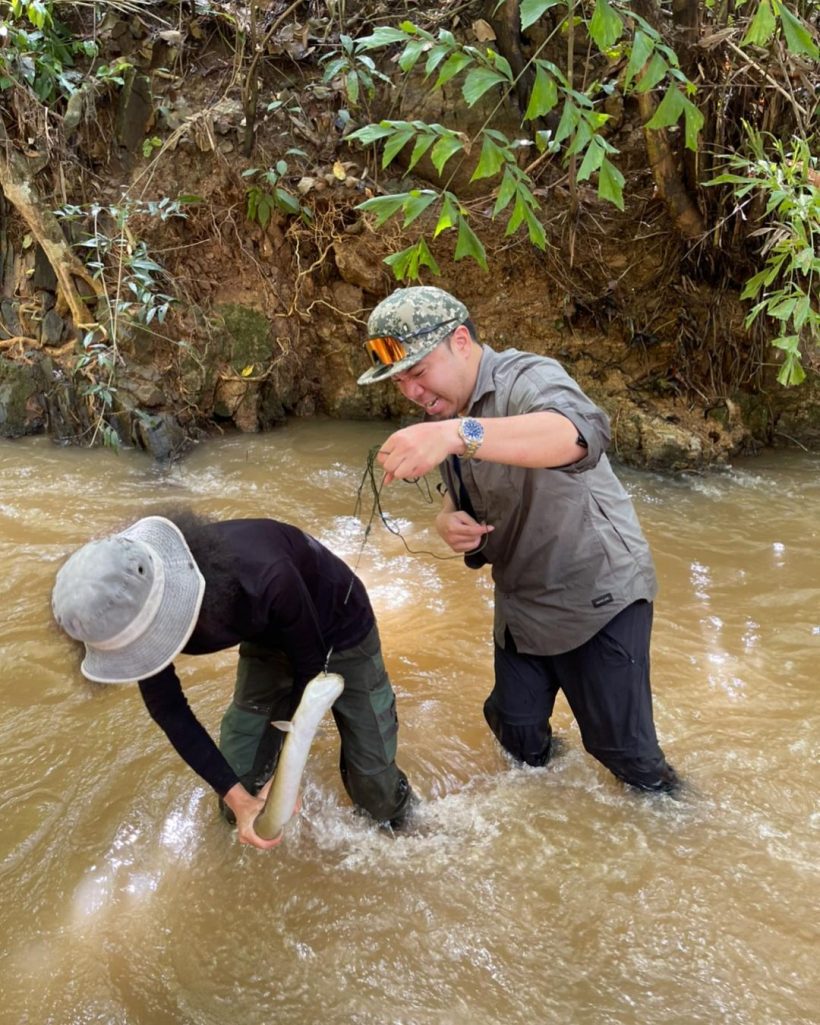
[430,134,465,175]
[274,188,302,217]
[523,205,547,250]
[767,295,798,321]
[535,129,561,155]
[507,194,531,237]
[520,0,562,31]
[777,2,820,58]
[705,172,757,188]
[382,125,416,167]
[415,236,441,276]
[741,0,777,46]
[253,193,273,229]
[624,30,654,90]
[435,51,473,89]
[598,156,625,210]
[402,190,438,227]
[635,52,668,93]
[486,50,514,82]
[462,66,507,107]
[471,134,509,182]
[565,118,594,157]
[384,246,414,280]
[424,44,451,78]
[434,192,460,237]
[346,69,360,106]
[554,100,580,144]
[347,123,395,145]
[772,336,806,386]
[792,295,813,331]
[406,133,436,172]
[493,167,519,216]
[645,85,684,130]
[577,135,605,181]
[454,215,488,270]
[384,238,441,282]
[681,95,705,151]
[399,38,428,73]
[523,63,559,121]
[357,193,410,227]
[321,56,347,79]
[357,27,412,50]
[588,0,624,51]
[794,246,818,275]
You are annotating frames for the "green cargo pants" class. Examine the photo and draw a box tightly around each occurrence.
[218,625,413,825]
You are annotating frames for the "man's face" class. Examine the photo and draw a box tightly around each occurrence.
[391,336,470,419]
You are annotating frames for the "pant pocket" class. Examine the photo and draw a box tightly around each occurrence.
[219,703,283,791]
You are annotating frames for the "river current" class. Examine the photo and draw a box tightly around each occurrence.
[0,420,817,1025]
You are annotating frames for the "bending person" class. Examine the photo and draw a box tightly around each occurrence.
[357,285,679,794]
[52,510,415,850]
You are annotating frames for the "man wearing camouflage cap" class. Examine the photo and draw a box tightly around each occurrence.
[358,285,679,793]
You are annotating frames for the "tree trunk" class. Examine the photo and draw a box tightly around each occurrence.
[636,92,705,239]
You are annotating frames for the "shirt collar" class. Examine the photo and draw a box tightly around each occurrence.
[464,344,498,412]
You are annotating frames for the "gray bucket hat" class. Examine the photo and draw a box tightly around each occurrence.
[51,516,205,684]
[357,286,468,385]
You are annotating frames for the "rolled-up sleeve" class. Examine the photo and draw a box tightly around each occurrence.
[507,365,610,471]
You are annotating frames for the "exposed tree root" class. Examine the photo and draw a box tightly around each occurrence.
[0,121,106,337]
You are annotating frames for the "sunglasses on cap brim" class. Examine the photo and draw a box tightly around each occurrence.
[365,318,461,367]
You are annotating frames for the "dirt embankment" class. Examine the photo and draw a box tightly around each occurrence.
[0,1,816,468]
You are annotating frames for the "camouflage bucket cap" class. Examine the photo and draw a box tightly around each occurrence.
[357,286,468,385]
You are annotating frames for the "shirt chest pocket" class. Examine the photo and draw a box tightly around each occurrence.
[462,460,519,523]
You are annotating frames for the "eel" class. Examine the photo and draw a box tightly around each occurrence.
[254,671,344,841]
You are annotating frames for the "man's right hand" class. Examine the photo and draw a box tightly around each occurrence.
[435,508,493,553]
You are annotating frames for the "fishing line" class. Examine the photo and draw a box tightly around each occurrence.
[322,443,488,673]
[353,444,488,562]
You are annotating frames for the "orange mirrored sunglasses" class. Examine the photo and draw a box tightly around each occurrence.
[365,318,461,367]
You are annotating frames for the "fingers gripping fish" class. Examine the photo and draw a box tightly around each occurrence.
[254,672,345,841]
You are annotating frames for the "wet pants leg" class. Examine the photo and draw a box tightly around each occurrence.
[485,602,677,790]
[218,629,413,824]
[328,625,414,826]
[218,642,295,795]
[485,627,558,767]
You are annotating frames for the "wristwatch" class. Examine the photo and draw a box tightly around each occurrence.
[457,417,484,460]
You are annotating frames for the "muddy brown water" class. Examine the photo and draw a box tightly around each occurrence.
[1,421,817,1025]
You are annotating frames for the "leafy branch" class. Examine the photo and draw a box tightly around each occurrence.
[342,1,704,279]
[707,127,819,386]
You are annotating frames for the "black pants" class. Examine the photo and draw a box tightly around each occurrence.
[484,601,677,791]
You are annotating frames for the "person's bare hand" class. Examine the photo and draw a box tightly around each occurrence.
[435,508,493,553]
[378,422,458,484]
[222,782,282,851]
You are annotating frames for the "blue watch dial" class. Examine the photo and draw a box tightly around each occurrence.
[462,419,483,442]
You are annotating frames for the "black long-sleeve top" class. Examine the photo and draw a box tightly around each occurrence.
[138,519,373,796]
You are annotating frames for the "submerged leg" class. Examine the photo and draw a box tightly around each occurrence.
[485,632,558,766]
[555,601,679,792]
[329,625,416,826]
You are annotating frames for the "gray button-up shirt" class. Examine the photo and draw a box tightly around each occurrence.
[440,346,657,655]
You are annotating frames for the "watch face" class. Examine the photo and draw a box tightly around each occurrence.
[463,419,483,442]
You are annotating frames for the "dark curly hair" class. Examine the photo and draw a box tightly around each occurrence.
[152,506,241,629]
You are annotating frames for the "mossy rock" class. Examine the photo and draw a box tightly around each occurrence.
[215,304,275,374]
[0,358,45,437]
